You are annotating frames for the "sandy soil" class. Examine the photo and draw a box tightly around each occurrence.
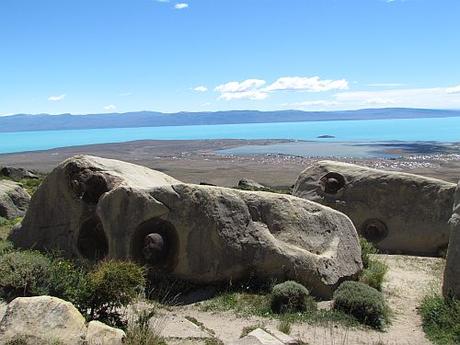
[154,255,444,345]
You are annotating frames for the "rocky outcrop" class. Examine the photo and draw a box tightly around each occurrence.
[0,167,38,181]
[0,180,31,219]
[230,328,298,345]
[10,155,362,298]
[292,160,455,256]
[0,296,87,345]
[443,181,460,299]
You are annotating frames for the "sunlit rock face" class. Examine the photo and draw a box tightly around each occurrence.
[10,155,362,298]
[293,160,455,256]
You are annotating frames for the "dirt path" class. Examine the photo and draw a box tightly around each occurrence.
[160,255,445,345]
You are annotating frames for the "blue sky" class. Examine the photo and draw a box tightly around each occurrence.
[1,0,459,115]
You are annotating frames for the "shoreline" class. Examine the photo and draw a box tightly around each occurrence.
[1,139,459,186]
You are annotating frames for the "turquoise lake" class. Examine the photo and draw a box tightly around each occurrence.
[0,116,459,154]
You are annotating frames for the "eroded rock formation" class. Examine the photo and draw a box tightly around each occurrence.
[292,160,455,256]
[0,180,30,219]
[443,181,460,299]
[10,155,362,298]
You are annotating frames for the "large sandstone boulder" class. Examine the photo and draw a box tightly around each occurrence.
[443,181,460,299]
[0,296,86,345]
[0,166,38,181]
[10,155,362,298]
[86,320,125,345]
[0,180,31,219]
[292,160,455,256]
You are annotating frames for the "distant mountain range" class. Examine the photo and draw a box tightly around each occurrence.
[1,108,459,133]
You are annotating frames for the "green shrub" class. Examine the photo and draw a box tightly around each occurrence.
[84,260,146,327]
[0,240,14,256]
[0,250,51,302]
[420,294,460,345]
[270,281,316,314]
[360,237,378,269]
[359,259,388,291]
[333,281,389,329]
[47,258,90,308]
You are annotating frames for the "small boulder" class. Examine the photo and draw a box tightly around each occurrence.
[86,320,125,345]
[443,181,460,299]
[0,296,86,345]
[238,178,270,191]
[293,160,455,256]
[0,180,31,219]
[0,167,38,181]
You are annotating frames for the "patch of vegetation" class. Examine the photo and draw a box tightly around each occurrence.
[124,308,166,345]
[17,177,44,196]
[0,216,22,240]
[358,237,388,291]
[420,294,460,345]
[333,281,389,330]
[83,260,146,328]
[0,239,14,255]
[270,281,316,314]
[0,244,146,328]
[200,283,359,328]
[277,317,292,334]
[0,250,51,301]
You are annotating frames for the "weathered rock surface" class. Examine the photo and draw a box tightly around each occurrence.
[443,181,460,299]
[0,296,86,345]
[0,180,31,219]
[10,155,362,298]
[86,320,125,345]
[0,166,38,180]
[292,160,455,256]
[238,178,270,191]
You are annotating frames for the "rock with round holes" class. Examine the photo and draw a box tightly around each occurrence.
[292,160,455,256]
[9,155,363,298]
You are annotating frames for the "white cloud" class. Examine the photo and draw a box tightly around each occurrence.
[446,84,460,94]
[175,3,188,9]
[287,100,339,108]
[265,76,349,92]
[193,86,208,92]
[215,79,268,100]
[104,104,117,111]
[335,86,460,109]
[215,76,348,101]
[368,83,405,87]
[48,94,66,102]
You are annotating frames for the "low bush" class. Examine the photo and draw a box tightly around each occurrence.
[0,250,51,302]
[333,281,389,329]
[420,294,460,345]
[359,259,388,291]
[360,237,378,269]
[270,281,317,314]
[0,240,14,255]
[83,260,146,327]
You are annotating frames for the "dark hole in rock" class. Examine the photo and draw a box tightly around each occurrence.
[67,168,111,204]
[77,217,109,260]
[320,172,346,194]
[131,218,179,271]
[361,219,388,243]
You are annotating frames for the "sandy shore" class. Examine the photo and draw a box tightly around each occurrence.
[1,139,459,186]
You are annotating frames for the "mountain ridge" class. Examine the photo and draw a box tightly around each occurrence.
[1,108,459,133]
